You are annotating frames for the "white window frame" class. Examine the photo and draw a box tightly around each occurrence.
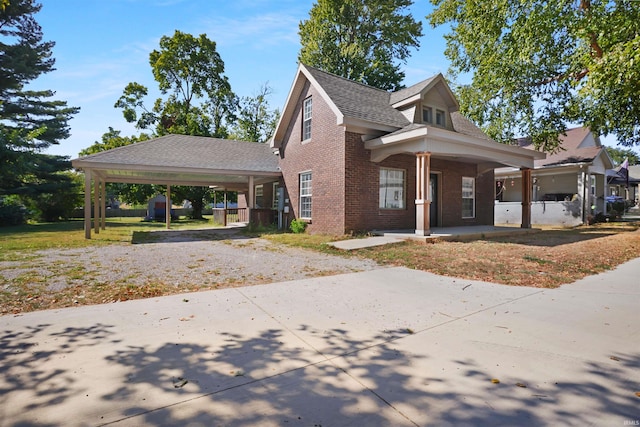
[422,107,433,124]
[254,184,263,208]
[299,171,312,219]
[302,97,312,141]
[462,177,475,218]
[379,167,405,210]
[272,182,280,209]
[436,109,446,127]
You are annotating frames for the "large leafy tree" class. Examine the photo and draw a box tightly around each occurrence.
[114,31,238,219]
[0,0,80,222]
[115,30,235,137]
[429,0,640,152]
[299,0,423,91]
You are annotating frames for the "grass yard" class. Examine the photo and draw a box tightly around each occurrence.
[1,218,639,314]
[264,221,640,288]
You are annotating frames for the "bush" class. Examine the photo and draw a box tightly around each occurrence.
[290,218,307,234]
[0,196,28,226]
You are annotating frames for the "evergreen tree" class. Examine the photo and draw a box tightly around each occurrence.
[0,0,79,221]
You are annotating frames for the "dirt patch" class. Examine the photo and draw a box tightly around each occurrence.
[0,230,379,315]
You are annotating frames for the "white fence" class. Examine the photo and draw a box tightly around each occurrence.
[495,200,583,226]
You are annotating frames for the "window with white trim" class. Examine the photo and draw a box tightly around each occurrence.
[462,177,475,218]
[254,184,264,208]
[299,172,312,219]
[302,97,312,141]
[422,107,433,124]
[379,168,405,209]
[436,109,446,127]
[272,182,280,209]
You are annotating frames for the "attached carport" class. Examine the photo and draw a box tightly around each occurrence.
[71,134,282,239]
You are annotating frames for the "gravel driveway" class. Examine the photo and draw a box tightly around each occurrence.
[2,228,381,297]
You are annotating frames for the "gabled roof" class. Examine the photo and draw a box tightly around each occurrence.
[389,74,459,111]
[74,134,279,173]
[304,65,410,129]
[519,127,608,168]
[72,134,281,188]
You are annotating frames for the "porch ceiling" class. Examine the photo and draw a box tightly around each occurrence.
[365,125,545,169]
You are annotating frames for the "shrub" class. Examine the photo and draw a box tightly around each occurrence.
[0,196,28,226]
[290,218,307,234]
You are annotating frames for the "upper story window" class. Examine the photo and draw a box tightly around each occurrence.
[302,97,312,141]
[422,107,433,124]
[436,109,446,127]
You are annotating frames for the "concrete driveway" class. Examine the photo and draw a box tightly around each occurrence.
[1,260,638,426]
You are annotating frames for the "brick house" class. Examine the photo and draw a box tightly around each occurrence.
[73,64,543,238]
[270,64,543,235]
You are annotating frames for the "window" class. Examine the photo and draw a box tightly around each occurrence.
[422,107,433,124]
[379,168,405,209]
[436,109,446,127]
[254,184,263,208]
[299,172,312,219]
[272,182,280,209]
[462,177,475,218]
[590,175,596,197]
[302,97,312,141]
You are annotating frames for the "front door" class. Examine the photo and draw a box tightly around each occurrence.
[430,173,438,227]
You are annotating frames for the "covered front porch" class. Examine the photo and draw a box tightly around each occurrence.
[365,124,546,236]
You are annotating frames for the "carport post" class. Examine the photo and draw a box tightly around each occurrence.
[101,179,106,230]
[248,176,254,223]
[166,185,171,229]
[521,167,532,228]
[84,169,92,239]
[93,177,100,234]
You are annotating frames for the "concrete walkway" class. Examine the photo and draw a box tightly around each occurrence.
[1,260,639,426]
[331,225,540,250]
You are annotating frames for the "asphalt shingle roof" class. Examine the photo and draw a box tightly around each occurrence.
[74,134,280,173]
[304,65,410,128]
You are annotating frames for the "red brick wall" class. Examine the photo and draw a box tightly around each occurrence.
[277,82,495,234]
[277,81,347,234]
[345,133,416,232]
[431,158,494,227]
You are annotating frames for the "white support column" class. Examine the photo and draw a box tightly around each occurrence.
[521,168,532,228]
[248,176,255,224]
[166,185,171,229]
[415,152,431,236]
[93,178,100,234]
[84,169,92,239]
[100,179,106,230]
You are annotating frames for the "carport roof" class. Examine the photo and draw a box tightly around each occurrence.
[71,134,282,189]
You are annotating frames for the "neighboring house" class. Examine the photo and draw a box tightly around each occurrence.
[270,64,543,235]
[494,127,614,226]
[72,64,544,238]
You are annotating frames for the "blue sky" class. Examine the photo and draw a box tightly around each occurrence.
[31,0,631,159]
[34,0,452,158]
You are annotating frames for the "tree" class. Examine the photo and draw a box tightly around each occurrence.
[606,146,639,167]
[114,31,237,218]
[299,0,423,91]
[115,30,235,137]
[0,0,79,188]
[0,0,79,222]
[428,0,640,152]
[229,83,280,143]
